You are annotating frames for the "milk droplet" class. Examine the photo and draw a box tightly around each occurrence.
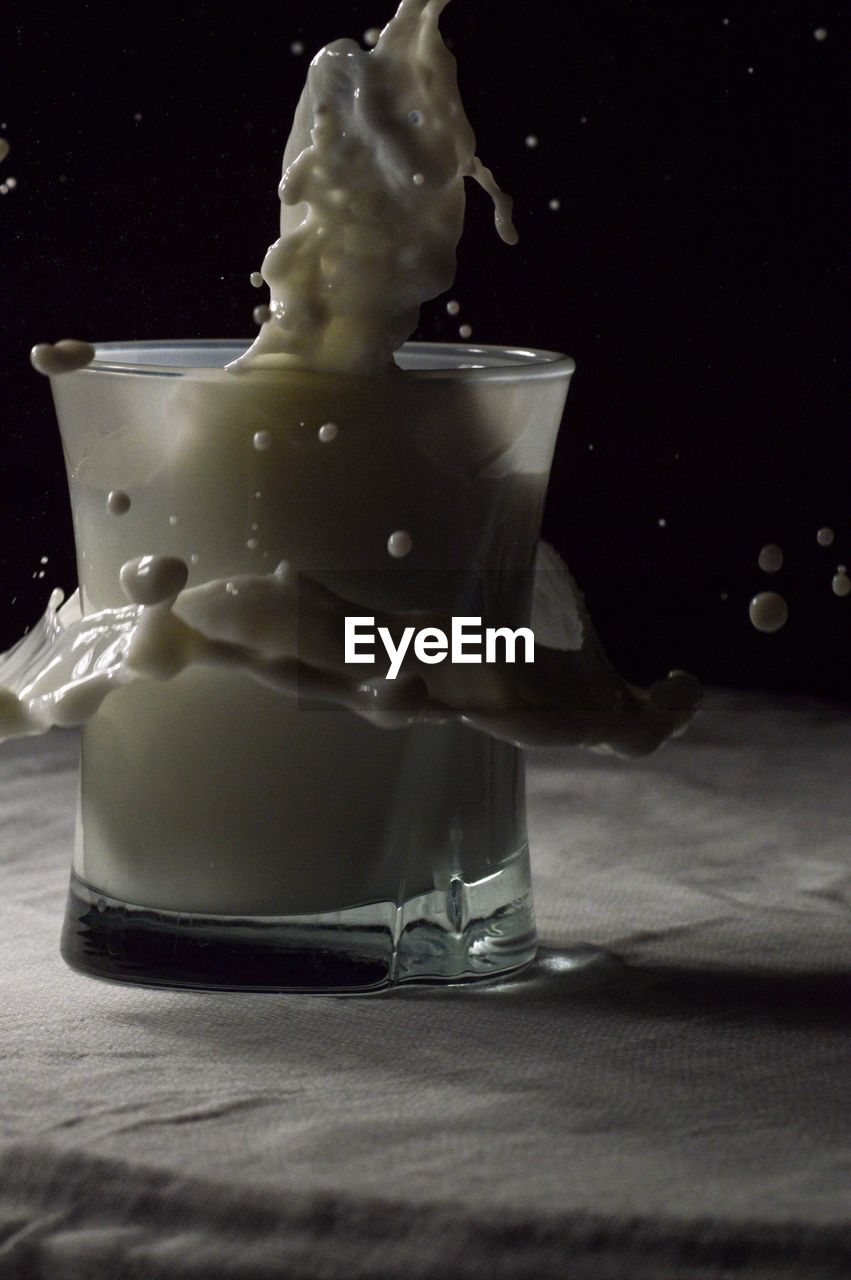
[364,27,381,47]
[120,555,188,606]
[107,490,131,516]
[318,422,338,443]
[408,110,424,125]
[525,135,539,148]
[168,514,179,527]
[446,300,460,316]
[458,323,472,339]
[290,40,305,55]
[6,176,16,189]
[832,571,850,598]
[548,198,561,210]
[412,172,425,186]
[253,304,272,325]
[250,271,263,288]
[749,591,788,633]
[30,340,95,377]
[0,139,8,163]
[39,556,48,565]
[387,530,412,558]
[816,527,834,546]
[190,553,200,565]
[721,592,729,601]
[253,430,272,452]
[657,518,667,528]
[133,111,143,122]
[758,543,783,573]
[814,27,828,41]
[246,538,259,551]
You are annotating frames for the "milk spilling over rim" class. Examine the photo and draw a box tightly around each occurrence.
[0,547,700,756]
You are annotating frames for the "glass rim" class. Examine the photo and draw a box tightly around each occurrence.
[79,340,575,383]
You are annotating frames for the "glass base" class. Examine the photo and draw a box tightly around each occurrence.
[60,858,537,992]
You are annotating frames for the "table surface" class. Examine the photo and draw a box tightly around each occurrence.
[1,689,849,1280]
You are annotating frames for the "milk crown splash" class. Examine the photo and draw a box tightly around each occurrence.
[231,0,517,374]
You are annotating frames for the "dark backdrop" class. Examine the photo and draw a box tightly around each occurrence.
[0,1,846,697]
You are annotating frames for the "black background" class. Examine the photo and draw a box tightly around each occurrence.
[0,1,846,697]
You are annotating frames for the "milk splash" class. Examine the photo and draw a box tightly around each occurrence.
[230,0,517,375]
[6,0,701,761]
[0,546,699,756]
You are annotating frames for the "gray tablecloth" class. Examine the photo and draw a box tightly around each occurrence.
[1,689,849,1279]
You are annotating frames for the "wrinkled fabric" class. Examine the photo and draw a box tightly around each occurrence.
[0,689,849,1279]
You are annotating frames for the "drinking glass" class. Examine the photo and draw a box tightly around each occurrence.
[53,340,574,990]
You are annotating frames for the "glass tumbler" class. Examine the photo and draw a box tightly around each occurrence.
[52,341,574,991]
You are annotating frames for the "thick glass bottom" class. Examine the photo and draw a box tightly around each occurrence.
[60,856,537,992]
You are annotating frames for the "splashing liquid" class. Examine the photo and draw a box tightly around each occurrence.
[230,0,516,375]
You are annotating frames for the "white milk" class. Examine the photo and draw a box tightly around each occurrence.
[2,0,700,928]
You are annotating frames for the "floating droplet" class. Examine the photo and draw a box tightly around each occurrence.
[446,300,460,316]
[107,490,131,516]
[290,40,305,55]
[814,27,828,41]
[749,591,788,633]
[458,323,472,339]
[657,518,667,528]
[548,198,561,210]
[250,271,263,288]
[253,304,272,326]
[253,430,272,452]
[816,527,834,546]
[246,538,259,551]
[412,172,425,186]
[364,27,381,47]
[832,571,850,598]
[387,530,412,559]
[318,422,338,443]
[525,134,539,148]
[168,514,179,527]
[758,543,783,574]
